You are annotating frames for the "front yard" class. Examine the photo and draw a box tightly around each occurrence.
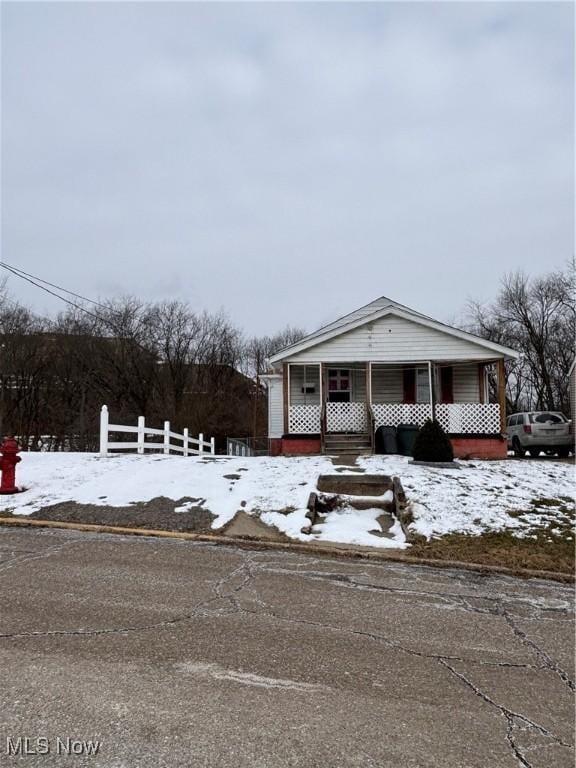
[1,452,573,572]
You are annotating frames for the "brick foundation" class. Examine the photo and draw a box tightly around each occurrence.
[450,436,507,460]
[281,436,322,456]
[275,434,506,459]
[269,438,283,456]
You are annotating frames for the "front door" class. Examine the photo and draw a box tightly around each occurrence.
[328,368,351,402]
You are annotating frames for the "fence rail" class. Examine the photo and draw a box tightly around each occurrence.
[99,406,215,457]
[227,437,270,457]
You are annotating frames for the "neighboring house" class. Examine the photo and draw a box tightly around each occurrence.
[261,296,519,459]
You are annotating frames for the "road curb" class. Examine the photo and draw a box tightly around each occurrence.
[0,516,573,584]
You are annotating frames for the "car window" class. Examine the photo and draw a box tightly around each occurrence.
[529,412,565,424]
[511,415,521,426]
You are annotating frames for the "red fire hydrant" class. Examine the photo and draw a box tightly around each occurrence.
[0,437,22,494]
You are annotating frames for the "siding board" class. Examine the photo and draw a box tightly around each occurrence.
[267,377,284,438]
[287,315,499,363]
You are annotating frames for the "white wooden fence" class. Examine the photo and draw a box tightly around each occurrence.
[99,405,215,457]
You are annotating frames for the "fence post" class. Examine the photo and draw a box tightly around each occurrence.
[183,428,189,457]
[210,437,215,455]
[137,416,145,455]
[198,433,204,457]
[99,405,109,457]
[164,421,170,455]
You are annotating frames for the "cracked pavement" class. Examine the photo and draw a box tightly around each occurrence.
[0,528,573,767]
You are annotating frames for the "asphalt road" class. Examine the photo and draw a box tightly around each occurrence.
[0,528,573,768]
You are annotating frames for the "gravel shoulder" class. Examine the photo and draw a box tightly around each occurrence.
[27,496,216,532]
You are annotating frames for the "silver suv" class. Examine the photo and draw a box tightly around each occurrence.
[506,411,573,458]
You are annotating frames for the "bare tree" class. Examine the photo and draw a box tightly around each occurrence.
[242,326,306,438]
[468,266,575,414]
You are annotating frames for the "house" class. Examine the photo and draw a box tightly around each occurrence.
[261,297,519,459]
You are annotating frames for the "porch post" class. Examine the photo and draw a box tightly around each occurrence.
[318,363,323,405]
[366,362,372,405]
[478,363,486,404]
[283,363,289,434]
[428,361,435,421]
[497,359,507,432]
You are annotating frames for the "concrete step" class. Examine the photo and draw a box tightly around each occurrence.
[325,432,370,438]
[325,440,371,450]
[324,433,372,455]
[325,437,372,444]
[325,434,371,444]
[317,474,393,496]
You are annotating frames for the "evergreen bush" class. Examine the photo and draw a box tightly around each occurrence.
[412,419,454,462]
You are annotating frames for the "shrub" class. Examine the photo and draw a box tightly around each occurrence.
[412,419,454,462]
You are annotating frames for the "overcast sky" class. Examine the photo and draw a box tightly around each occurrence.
[1,1,573,336]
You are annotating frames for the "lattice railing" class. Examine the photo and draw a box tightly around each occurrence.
[436,403,500,434]
[288,405,321,434]
[326,402,367,432]
[372,403,432,428]
[371,402,501,434]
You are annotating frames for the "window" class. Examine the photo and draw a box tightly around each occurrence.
[416,368,430,403]
[529,412,565,424]
[328,369,351,403]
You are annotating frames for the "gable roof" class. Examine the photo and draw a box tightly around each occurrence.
[268,296,520,364]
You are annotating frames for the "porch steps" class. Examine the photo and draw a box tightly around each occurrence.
[324,432,372,455]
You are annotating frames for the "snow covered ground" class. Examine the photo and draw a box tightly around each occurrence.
[1,452,573,547]
[359,455,574,538]
[3,452,331,528]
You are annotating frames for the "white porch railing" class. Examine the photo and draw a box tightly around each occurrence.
[287,401,501,436]
[435,403,500,434]
[372,403,432,428]
[326,402,367,432]
[288,405,321,433]
[99,405,215,457]
[371,402,501,433]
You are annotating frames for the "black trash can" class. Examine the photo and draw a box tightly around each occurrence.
[397,424,420,457]
[375,425,398,455]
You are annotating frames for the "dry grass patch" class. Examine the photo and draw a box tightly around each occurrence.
[409,531,574,574]
[409,494,574,574]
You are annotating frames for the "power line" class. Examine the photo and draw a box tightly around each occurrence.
[0,262,107,324]
[0,260,155,356]
[0,260,109,311]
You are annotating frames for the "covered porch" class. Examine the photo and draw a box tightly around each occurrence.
[284,361,506,442]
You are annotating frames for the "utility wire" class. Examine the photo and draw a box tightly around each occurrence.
[0,260,109,311]
[0,261,108,324]
[0,261,154,353]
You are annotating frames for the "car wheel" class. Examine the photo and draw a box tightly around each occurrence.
[512,438,525,457]
[528,448,540,458]
[557,447,570,458]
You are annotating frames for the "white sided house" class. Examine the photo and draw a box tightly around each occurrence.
[262,297,519,459]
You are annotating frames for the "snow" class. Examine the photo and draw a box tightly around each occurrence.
[3,453,333,531]
[358,455,574,538]
[311,507,407,549]
[2,452,573,548]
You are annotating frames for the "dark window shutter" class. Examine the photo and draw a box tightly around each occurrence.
[402,368,416,404]
[440,366,454,404]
